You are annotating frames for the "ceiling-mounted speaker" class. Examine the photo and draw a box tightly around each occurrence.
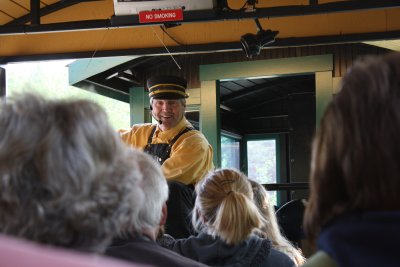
[240,19,279,59]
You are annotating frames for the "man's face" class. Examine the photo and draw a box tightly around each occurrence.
[151,99,186,131]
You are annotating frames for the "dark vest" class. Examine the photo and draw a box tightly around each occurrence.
[143,126,193,165]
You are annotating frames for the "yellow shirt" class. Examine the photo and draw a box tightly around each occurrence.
[119,117,214,185]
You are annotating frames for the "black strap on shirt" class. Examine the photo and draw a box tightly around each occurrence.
[143,126,197,239]
[143,126,194,165]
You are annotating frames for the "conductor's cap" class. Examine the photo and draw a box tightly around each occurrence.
[147,75,188,100]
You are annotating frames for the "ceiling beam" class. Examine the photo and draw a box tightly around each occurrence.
[30,0,40,25]
[1,0,400,35]
[1,29,399,64]
[6,0,102,26]
[221,76,311,103]
[113,0,400,28]
[0,67,5,97]
[239,91,314,114]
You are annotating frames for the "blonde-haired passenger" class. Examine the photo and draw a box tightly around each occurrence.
[250,180,305,266]
[161,168,295,267]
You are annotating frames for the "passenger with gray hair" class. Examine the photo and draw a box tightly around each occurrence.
[0,93,144,254]
[105,150,207,267]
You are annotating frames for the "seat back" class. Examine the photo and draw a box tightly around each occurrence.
[275,199,306,248]
[0,234,148,267]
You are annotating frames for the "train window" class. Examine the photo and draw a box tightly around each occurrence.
[221,135,240,169]
[4,60,130,129]
[247,138,278,204]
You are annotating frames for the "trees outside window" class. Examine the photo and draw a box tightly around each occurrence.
[221,135,240,169]
[4,60,130,129]
[247,139,277,205]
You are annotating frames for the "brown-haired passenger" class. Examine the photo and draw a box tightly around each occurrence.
[302,53,400,267]
[0,93,144,254]
[250,180,305,266]
[161,168,296,267]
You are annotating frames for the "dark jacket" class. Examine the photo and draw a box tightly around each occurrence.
[311,211,400,267]
[161,232,296,267]
[105,235,208,267]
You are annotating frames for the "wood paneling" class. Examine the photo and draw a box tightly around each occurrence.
[144,43,389,89]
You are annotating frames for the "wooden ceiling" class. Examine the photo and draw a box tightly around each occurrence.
[1,0,400,62]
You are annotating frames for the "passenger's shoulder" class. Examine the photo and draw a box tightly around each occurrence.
[267,248,297,267]
[159,247,207,267]
[157,234,176,249]
[300,251,337,267]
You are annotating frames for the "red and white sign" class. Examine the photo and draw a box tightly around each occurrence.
[139,9,183,23]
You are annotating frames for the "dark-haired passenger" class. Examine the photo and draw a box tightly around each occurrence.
[302,52,400,267]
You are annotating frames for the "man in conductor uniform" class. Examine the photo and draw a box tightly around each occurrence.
[119,75,214,238]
